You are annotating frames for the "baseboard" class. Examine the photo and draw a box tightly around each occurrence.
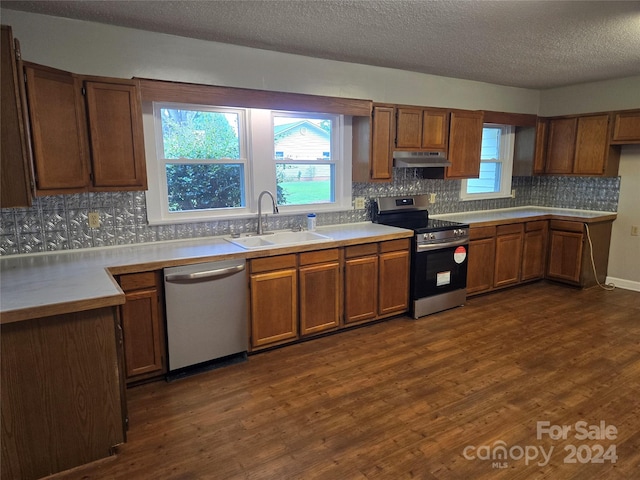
[605,277,640,292]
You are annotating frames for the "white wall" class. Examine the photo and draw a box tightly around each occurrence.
[1,9,539,112]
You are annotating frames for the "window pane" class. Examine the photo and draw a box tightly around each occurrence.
[273,117,332,160]
[276,164,333,205]
[481,127,501,160]
[166,164,245,212]
[161,108,240,160]
[467,162,502,194]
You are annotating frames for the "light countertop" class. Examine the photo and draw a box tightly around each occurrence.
[0,222,412,323]
[432,206,617,226]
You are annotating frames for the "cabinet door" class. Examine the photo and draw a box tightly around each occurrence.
[396,108,422,148]
[250,269,298,348]
[521,225,547,281]
[378,249,410,315]
[467,237,495,294]
[547,229,584,284]
[545,117,577,174]
[85,81,147,189]
[533,118,548,174]
[573,114,609,175]
[610,110,640,144]
[446,110,483,179]
[494,232,523,288]
[344,255,378,323]
[1,26,33,208]
[120,288,165,380]
[370,105,394,180]
[422,109,449,150]
[299,262,340,336]
[24,64,90,191]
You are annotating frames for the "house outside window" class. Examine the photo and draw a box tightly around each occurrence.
[143,103,352,224]
[460,124,515,200]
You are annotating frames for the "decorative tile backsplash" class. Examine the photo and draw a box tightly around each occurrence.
[0,173,620,256]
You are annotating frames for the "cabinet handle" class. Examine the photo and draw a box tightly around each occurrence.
[165,264,245,283]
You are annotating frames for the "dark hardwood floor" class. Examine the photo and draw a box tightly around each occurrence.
[51,282,640,479]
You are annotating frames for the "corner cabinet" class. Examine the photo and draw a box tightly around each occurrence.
[117,271,167,384]
[23,62,147,194]
[446,110,484,179]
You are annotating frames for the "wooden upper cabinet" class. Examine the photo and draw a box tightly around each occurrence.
[545,117,577,174]
[533,118,549,174]
[22,62,147,194]
[24,63,90,191]
[395,107,422,148]
[1,26,33,208]
[610,110,640,144]
[573,114,610,175]
[370,105,394,181]
[85,80,147,189]
[446,110,483,179]
[395,107,449,151]
[421,108,449,150]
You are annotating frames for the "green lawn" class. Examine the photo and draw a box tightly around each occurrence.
[279,180,331,205]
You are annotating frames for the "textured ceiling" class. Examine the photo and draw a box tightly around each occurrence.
[3,0,640,89]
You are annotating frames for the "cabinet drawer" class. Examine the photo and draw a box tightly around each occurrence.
[496,223,523,236]
[250,254,297,273]
[550,220,584,233]
[299,248,339,266]
[379,238,410,253]
[119,272,157,291]
[469,226,496,240]
[345,243,378,258]
[526,220,547,232]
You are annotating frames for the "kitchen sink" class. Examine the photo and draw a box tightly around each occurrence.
[226,230,331,250]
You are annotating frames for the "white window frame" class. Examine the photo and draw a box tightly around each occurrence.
[143,102,352,225]
[460,124,515,201]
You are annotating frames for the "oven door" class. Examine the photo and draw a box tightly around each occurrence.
[412,242,468,299]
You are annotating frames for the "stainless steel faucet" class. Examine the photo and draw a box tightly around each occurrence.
[257,190,279,235]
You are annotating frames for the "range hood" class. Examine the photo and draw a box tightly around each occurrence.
[393,150,451,168]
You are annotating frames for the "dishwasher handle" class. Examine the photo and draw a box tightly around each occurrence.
[165,263,245,283]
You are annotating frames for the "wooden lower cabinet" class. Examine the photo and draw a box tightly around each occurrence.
[299,257,341,336]
[378,247,410,316]
[468,221,545,295]
[467,226,496,295]
[493,224,523,288]
[521,221,548,281]
[118,271,167,384]
[547,229,584,284]
[344,254,378,324]
[250,267,298,348]
[1,307,125,480]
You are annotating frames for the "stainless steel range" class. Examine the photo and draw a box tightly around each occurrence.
[372,195,469,319]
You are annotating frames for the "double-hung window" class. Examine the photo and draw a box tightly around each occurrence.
[143,102,352,224]
[460,124,515,200]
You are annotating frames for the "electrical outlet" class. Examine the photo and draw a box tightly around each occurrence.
[354,197,365,209]
[88,212,100,229]
[632,225,639,236]
[429,193,436,204]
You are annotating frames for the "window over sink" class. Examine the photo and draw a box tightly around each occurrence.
[460,124,514,201]
[143,102,352,225]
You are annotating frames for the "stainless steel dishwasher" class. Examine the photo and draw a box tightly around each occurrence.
[164,259,247,376]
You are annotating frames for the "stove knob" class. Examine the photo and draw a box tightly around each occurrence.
[429,233,436,240]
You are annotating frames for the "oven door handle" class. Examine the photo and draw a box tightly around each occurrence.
[416,237,469,252]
